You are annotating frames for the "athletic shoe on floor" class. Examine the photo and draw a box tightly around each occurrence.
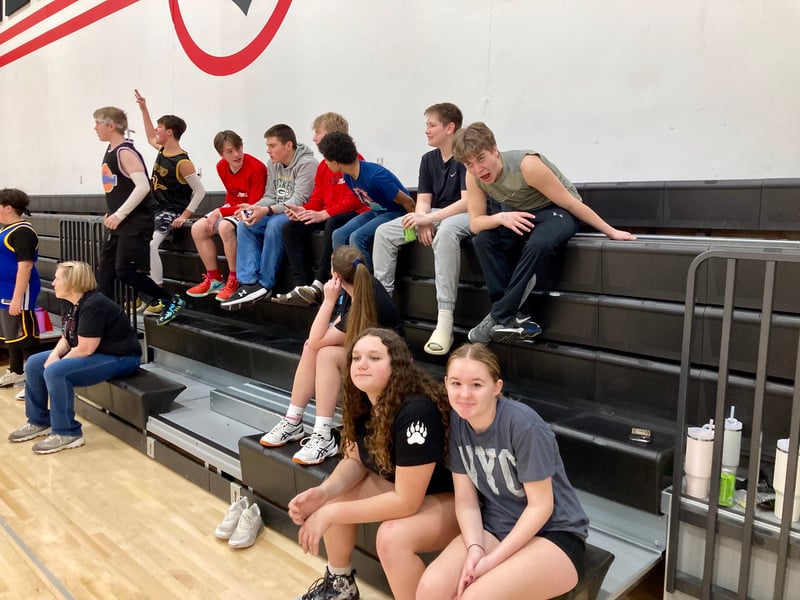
[135,297,149,314]
[214,276,239,302]
[228,503,264,549]
[144,299,165,315]
[32,433,85,454]
[260,418,305,447]
[15,386,25,401]
[271,285,321,307]
[215,496,249,540]
[0,369,25,387]
[490,316,543,343]
[157,294,186,326]
[220,283,270,310]
[8,422,50,443]
[293,432,338,466]
[296,567,359,600]
[468,313,497,344]
[187,274,225,298]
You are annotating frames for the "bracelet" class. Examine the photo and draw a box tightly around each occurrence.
[267,205,274,216]
[467,543,486,554]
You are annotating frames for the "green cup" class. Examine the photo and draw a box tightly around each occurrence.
[403,227,417,242]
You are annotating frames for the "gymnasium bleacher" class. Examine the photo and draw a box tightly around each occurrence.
[27,178,800,598]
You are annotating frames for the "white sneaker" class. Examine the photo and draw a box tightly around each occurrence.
[229,503,264,549]
[292,432,338,466]
[0,369,25,388]
[15,386,25,401]
[215,496,249,540]
[260,418,305,447]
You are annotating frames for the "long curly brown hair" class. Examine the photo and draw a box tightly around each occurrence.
[341,328,449,477]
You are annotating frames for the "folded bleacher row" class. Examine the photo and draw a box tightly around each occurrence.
[27,178,800,598]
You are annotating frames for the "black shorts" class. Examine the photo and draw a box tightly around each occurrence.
[0,308,39,346]
[101,233,151,272]
[539,530,586,580]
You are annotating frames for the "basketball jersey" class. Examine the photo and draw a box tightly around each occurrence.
[0,221,40,309]
[101,140,154,236]
[151,148,193,212]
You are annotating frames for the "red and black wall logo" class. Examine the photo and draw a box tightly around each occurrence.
[0,0,292,75]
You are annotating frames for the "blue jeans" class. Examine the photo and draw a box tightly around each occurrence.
[25,350,141,436]
[236,213,290,288]
[331,210,402,270]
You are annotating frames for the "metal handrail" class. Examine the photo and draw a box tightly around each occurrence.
[666,249,800,599]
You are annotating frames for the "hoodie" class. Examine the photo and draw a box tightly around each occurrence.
[257,143,318,213]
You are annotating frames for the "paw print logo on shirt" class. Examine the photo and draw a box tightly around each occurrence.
[406,421,428,445]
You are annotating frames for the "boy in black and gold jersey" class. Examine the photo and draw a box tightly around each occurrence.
[134,89,205,314]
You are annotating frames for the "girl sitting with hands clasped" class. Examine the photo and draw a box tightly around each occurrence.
[417,343,589,600]
[289,328,458,600]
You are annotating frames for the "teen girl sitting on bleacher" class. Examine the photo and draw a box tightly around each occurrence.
[417,343,589,600]
[259,245,403,465]
[289,328,457,600]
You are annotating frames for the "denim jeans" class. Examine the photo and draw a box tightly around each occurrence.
[25,350,141,436]
[331,210,402,270]
[236,213,290,288]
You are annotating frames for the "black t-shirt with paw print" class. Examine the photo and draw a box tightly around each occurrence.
[355,393,453,495]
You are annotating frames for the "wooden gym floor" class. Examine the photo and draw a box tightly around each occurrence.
[0,382,390,600]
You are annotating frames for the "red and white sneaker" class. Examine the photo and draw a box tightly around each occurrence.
[187,274,224,298]
[215,276,239,302]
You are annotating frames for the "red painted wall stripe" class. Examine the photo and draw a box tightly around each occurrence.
[0,0,140,69]
[0,0,81,45]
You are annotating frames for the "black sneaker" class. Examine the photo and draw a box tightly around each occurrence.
[220,283,270,310]
[490,316,542,343]
[296,567,359,600]
[157,295,186,326]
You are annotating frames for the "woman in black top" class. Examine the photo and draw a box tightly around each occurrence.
[289,328,457,600]
[8,261,141,454]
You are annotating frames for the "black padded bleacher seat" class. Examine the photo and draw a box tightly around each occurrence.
[76,368,186,430]
[239,433,615,600]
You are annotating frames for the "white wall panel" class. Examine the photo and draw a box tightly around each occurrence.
[1,0,798,196]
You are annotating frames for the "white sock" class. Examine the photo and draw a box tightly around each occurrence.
[436,309,453,333]
[328,564,353,576]
[312,280,324,291]
[285,405,305,424]
[313,417,334,438]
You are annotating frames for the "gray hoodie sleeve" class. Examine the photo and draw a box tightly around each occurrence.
[256,144,318,212]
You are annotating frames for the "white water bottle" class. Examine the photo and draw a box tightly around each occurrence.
[722,406,742,470]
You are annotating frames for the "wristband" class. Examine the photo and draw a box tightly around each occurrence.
[268,205,274,216]
[467,543,486,554]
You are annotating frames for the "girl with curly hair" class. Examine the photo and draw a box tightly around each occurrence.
[288,328,457,600]
[259,245,403,466]
[417,343,589,599]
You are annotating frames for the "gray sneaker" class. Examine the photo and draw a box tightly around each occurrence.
[296,567,359,600]
[468,313,498,343]
[32,433,85,454]
[8,422,51,442]
[0,368,25,387]
[215,496,249,540]
[228,503,264,549]
[260,417,305,447]
[293,432,338,466]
